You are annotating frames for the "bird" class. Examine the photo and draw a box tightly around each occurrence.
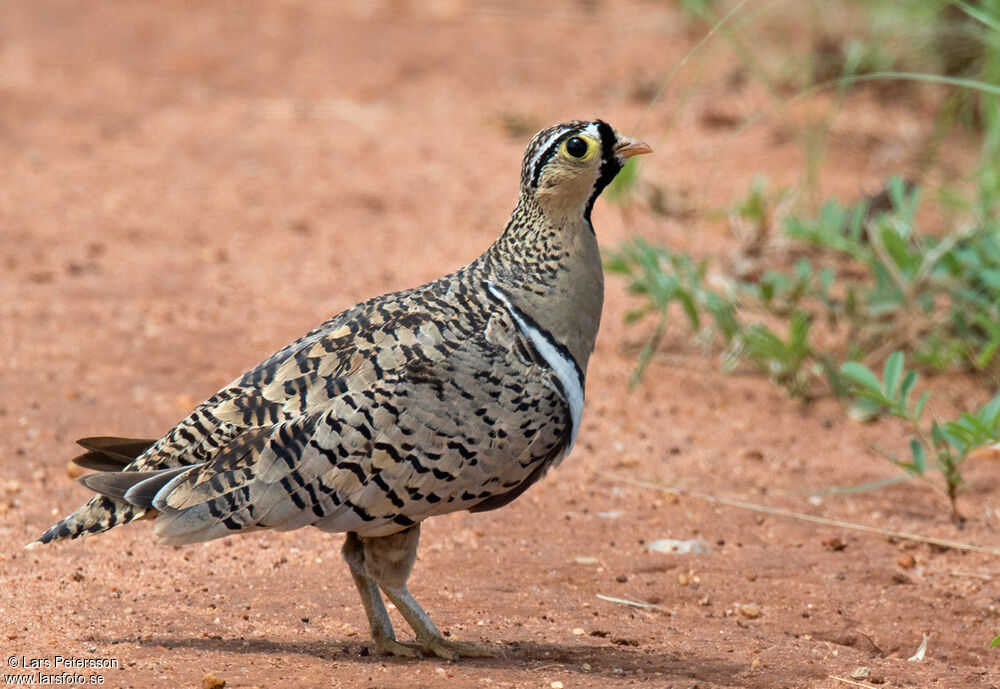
[31,120,652,660]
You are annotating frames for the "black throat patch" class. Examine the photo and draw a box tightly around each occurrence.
[584,120,622,222]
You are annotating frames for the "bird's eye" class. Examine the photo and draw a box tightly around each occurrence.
[565,137,588,158]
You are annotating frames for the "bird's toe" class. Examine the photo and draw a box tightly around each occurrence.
[421,637,494,660]
[373,637,421,658]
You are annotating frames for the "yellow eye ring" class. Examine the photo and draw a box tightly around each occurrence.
[561,135,597,162]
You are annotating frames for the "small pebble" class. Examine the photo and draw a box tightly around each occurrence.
[851,666,871,680]
[821,537,846,551]
[551,682,564,689]
[648,538,712,555]
[201,672,225,689]
[571,627,585,636]
[898,554,916,569]
[739,604,761,619]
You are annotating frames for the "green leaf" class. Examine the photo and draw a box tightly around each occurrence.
[979,268,1000,290]
[936,423,966,451]
[677,290,701,330]
[899,370,918,409]
[879,225,917,275]
[910,440,926,474]
[883,351,904,399]
[822,71,1000,99]
[975,341,999,370]
[931,421,947,447]
[992,633,1000,649]
[624,305,654,323]
[979,394,1000,426]
[840,361,883,394]
[914,391,930,421]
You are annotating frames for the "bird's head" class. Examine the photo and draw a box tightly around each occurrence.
[520,120,651,220]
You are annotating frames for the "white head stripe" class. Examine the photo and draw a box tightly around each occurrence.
[527,122,603,185]
[527,128,572,184]
[578,122,600,139]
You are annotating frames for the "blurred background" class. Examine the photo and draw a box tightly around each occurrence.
[2,1,999,685]
[5,0,997,511]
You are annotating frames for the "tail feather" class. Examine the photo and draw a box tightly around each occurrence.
[29,495,149,548]
[125,466,199,507]
[33,393,239,548]
[31,429,264,548]
[28,436,160,548]
[72,437,156,472]
[78,466,196,506]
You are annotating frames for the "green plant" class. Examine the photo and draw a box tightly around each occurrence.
[607,175,1000,515]
[617,1,1000,650]
[606,240,827,400]
[609,0,1000,526]
[604,239,737,386]
[840,352,1000,520]
[776,177,1000,379]
[611,174,1000,380]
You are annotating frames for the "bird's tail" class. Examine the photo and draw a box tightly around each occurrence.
[29,495,151,547]
[27,437,157,548]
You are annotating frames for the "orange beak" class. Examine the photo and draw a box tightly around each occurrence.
[614,137,653,161]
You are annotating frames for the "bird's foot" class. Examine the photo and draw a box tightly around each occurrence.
[417,636,494,661]
[373,636,420,658]
[374,635,493,660]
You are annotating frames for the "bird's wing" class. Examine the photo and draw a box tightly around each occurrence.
[147,304,570,543]
[39,283,573,545]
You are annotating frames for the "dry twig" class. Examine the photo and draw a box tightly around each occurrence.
[595,594,673,614]
[600,473,1000,556]
[828,676,879,689]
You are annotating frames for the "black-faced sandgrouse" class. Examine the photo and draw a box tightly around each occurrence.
[32,120,651,659]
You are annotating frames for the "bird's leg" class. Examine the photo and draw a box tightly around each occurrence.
[341,532,418,657]
[361,525,493,660]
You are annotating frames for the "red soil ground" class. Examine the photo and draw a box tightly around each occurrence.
[1,2,998,687]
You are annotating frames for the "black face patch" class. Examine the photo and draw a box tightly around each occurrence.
[584,119,622,221]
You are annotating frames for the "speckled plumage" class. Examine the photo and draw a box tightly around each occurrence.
[34,120,651,659]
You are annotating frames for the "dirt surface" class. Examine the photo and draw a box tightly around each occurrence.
[2,2,999,688]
